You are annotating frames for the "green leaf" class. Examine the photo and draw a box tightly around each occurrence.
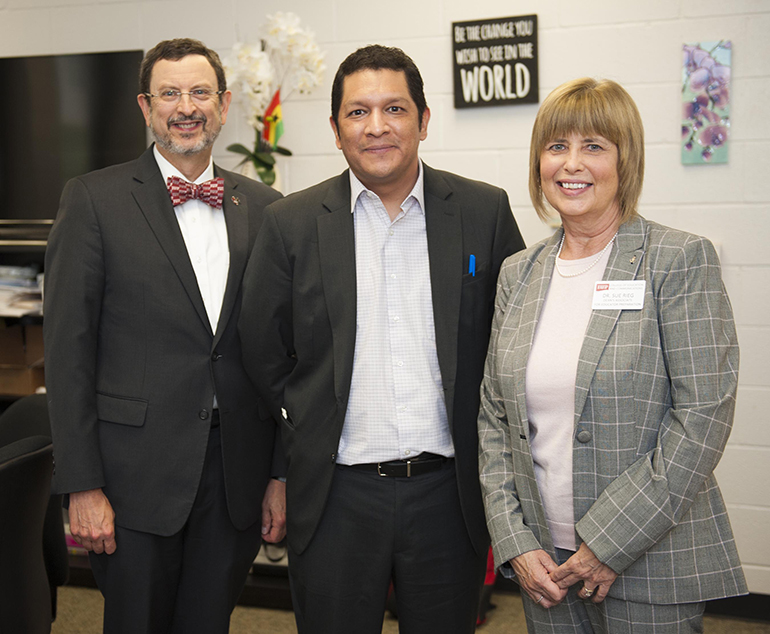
[251,157,273,170]
[257,167,276,186]
[227,143,256,159]
[273,146,293,156]
[254,152,276,166]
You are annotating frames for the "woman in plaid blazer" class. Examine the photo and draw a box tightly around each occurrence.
[478,78,747,633]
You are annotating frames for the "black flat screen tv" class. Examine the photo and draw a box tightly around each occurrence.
[0,50,148,222]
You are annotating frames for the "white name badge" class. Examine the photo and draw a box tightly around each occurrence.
[592,280,646,310]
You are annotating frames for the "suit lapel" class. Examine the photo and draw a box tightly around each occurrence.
[317,174,357,403]
[131,148,211,335]
[509,234,560,438]
[423,167,462,413]
[214,169,248,344]
[573,217,646,423]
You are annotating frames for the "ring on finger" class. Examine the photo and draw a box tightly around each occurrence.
[583,585,595,598]
[535,594,544,604]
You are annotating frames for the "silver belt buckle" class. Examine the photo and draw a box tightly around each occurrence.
[377,460,412,477]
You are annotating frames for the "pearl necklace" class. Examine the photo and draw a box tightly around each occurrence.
[554,231,618,278]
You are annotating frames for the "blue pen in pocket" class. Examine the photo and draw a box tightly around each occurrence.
[469,254,476,277]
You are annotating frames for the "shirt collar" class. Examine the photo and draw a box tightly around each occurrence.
[348,160,425,215]
[153,144,215,185]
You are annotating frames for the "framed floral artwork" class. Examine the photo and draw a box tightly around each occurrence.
[682,41,731,165]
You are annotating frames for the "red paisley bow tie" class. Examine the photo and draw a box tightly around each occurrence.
[166,175,225,209]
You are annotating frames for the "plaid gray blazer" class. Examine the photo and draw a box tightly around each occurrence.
[478,216,747,604]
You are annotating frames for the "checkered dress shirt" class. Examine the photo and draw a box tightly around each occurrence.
[337,164,454,465]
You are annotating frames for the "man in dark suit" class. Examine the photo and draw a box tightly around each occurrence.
[43,38,285,634]
[239,45,525,633]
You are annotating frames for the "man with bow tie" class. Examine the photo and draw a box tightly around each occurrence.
[43,38,284,634]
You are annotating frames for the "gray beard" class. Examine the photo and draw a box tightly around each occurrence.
[150,116,221,157]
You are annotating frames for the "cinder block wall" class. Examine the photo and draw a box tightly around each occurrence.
[2,0,768,595]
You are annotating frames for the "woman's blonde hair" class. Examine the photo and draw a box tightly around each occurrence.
[529,78,645,223]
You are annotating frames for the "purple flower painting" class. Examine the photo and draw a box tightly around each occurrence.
[682,41,731,165]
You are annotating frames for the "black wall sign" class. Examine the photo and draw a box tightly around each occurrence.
[452,15,539,109]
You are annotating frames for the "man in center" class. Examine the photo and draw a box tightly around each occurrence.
[239,45,525,633]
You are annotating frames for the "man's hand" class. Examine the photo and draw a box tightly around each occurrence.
[511,549,568,608]
[260,478,286,543]
[550,542,618,603]
[68,488,116,554]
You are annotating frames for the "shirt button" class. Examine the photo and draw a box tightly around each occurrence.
[389,230,394,236]
[404,450,411,456]
[397,361,404,367]
[393,316,400,322]
[391,273,396,279]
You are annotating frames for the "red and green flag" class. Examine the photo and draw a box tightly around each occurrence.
[262,89,284,148]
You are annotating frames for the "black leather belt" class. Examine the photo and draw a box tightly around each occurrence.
[346,453,452,478]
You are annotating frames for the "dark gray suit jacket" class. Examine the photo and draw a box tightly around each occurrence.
[44,146,283,536]
[239,165,525,555]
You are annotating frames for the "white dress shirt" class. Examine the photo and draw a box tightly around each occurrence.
[337,162,454,465]
[153,147,229,410]
[153,146,229,334]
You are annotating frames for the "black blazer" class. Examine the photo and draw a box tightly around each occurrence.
[239,165,525,555]
[44,146,283,536]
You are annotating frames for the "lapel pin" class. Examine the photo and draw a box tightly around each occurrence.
[231,196,240,206]
[630,256,636,264]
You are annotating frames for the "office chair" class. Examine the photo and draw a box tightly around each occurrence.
[0,436,54,633]
[0,394,69,620]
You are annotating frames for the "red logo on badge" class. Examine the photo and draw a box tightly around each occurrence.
[596,283,610,291]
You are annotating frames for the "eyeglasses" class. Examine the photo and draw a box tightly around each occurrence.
[143,89,223,104]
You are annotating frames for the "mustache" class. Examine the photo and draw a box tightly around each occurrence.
[167,113,207,126]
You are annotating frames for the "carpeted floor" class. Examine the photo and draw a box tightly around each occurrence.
[51,585,770,633]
